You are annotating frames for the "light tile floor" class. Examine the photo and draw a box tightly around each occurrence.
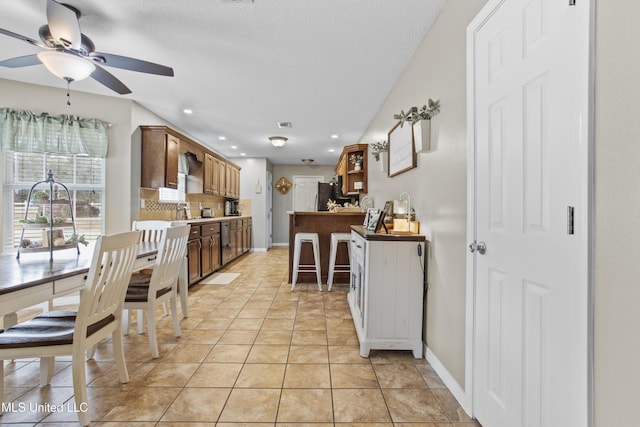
[2,246,481,426]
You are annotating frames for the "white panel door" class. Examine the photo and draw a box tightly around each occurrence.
[469,0,591,426]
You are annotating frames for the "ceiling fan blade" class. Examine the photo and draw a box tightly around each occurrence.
[0,54,41,68]
[90,52,174,76]
[0,27,48,48]
[46,0,81,50]
[90,65,132,95]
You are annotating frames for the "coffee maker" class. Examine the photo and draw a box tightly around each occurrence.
[224,200,239,216]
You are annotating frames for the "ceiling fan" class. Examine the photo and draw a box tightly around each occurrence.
[0,0,174,96]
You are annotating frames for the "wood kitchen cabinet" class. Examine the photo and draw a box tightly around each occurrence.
[349,226,425,358]
[335,143,368,196]
[140,125,240,196]
[242,218,252,253]
[225,164,240,199]
[186,225,202,285]
[203,153,215,195]
[200,222,221,276]
[141,126,180,189]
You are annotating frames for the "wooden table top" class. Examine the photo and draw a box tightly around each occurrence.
[0,241,158,296]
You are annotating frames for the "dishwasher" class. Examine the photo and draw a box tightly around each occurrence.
[221,221,232,265]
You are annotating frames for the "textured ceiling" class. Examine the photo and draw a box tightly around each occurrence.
[0,0,446,165]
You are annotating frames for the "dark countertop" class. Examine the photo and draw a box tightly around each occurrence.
[172,215,252,225]
[287,211,365,216]
[351,225,427,242]
[0,241,158,295]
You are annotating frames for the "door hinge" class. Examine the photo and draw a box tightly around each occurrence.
[567,206,575,235]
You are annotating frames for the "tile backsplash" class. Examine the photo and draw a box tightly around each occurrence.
[138,188,252,221]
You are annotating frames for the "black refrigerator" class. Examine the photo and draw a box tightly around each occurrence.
[317,182,334,211]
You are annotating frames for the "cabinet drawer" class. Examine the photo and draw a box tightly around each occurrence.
[350,232,366,265]
[201,222,220,236]
[189,225,201,240]
[54,275,86,295]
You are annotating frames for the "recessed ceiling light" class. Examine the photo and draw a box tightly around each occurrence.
[219,136,226,140]
[240,152,246,156]
[231,145,238,149]
[277,121,292,128]
[328,148,335,153]
[183,109,193,115]
[331,134,339,139]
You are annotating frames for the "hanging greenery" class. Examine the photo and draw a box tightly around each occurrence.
[370,140,388,162]
[393,98,441,127]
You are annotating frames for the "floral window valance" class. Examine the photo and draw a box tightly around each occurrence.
[0,108,109,158]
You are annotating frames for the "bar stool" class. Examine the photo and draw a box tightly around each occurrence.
[291,232,322,292]
[327,232,351,291]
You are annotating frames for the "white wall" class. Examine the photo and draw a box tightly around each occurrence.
[359,0,488,388]
[594,1,640,424]
[232,157,269,250]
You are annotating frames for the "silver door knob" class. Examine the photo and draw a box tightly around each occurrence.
[469,241,487,255]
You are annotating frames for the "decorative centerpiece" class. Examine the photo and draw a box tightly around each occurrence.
[349,153,364,171]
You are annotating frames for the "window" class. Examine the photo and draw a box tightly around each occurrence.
[2,151,104,252]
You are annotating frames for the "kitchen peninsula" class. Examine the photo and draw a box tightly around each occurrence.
[288,211,366,284]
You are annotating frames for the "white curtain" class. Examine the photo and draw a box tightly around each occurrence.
[0,108,109,158]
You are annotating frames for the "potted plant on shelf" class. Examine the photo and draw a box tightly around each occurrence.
[394,98,441,153]
[349,153,364,171]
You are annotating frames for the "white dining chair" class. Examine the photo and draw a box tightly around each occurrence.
[131,220,189,324]
[123,224,190,358]
[0,230,141,426]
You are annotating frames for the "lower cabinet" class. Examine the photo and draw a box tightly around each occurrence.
[186,218,252,285]
[186,226,202,285]
[349,229,426,358]
[201,222,221,277]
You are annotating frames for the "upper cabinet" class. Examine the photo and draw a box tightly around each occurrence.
[336,143,368,196]
[141,126,180,189]
[141,125,241,199]
[226,164,240,199]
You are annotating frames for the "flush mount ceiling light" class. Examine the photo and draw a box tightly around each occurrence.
[37,50,95,81]
[269,136,288,148]
[302,159,314,165]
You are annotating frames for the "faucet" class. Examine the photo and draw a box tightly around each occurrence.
[399,192,411,226]
[176,202,188,220]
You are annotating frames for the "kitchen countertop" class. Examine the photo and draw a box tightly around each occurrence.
[351,225,427,242]
[172,215,251,225]
[287,210,364,215]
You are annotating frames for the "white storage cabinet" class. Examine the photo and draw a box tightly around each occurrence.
[348,228,426,358]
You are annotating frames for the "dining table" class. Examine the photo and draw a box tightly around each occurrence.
[0,240,188,328]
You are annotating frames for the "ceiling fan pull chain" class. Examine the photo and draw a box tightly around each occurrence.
[65,77,72,106]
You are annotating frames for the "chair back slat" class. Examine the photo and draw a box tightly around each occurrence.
[132,220,172,243]
[75,231,141,337]
[149,225,190,291]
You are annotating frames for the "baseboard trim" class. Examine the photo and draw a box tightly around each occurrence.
[272,243,289,247]
[252,248,267,252]
[425,344,472,417]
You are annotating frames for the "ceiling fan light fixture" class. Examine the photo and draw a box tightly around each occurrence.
[269,136,288,148]
[37,50,95,81]
[302,159,314,165]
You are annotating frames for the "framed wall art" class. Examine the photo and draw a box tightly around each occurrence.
[388,121,417,177]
